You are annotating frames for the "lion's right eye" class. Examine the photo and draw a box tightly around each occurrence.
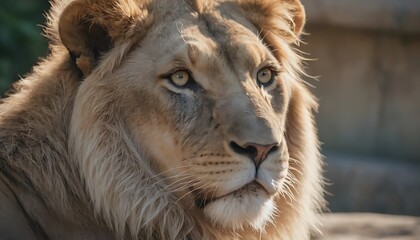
[257,67,275,87]
[169,70,191,87]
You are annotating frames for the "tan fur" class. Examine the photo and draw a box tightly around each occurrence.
[0,0,324,239]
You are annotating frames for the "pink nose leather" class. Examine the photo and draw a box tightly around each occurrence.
[245,143,278,166]
[230,141,279,167]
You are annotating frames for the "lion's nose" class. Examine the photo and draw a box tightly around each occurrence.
[229,141,279,167]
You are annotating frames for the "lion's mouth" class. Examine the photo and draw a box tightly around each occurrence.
[194,181,266,209]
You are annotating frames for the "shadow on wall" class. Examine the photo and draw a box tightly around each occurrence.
[300,0,420,216]
[324,151,420,216]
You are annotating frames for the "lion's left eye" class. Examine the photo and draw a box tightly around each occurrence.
[169,70,191,87]
[257,67,274,87]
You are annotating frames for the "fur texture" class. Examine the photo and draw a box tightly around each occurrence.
[0,0,324,239]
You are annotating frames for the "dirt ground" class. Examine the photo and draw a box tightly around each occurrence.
[313,213,420,240]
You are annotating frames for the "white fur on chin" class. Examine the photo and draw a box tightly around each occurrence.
[203,187,275,231]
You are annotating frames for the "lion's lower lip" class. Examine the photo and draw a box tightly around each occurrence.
[194,181,267,209]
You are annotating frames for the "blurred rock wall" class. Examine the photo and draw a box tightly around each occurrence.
[300,0,420,161]
[325,152,420,216]
[300,0,420,215]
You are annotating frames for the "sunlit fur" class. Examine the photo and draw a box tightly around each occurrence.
[0,0,324,239]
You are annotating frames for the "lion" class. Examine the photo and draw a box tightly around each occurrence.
[0,0,324,239]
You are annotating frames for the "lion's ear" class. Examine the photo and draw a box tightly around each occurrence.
[237,0,306,43]
[58,0,151,76]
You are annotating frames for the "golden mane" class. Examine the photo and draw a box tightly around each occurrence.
[0,0,324,239]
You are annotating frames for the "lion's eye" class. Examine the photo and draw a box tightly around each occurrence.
[257,67,274,87]
[169,70,190,87]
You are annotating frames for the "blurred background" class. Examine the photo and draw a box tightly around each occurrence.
[1,0,419,238]
[300,0,420,238]
[0,0,49,95]
[300,0,420,215]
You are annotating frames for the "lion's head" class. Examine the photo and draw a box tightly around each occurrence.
[52,0,324,239]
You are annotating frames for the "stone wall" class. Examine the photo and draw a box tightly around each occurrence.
[313,213,420,240]
[300,0,420,162]
[324,152,420,215]
[302,0,420,33]
[299,0,420,215]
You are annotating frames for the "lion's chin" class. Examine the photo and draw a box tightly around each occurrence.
[203,184,275,231]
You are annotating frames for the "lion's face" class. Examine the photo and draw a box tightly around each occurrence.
[113,9,291,230]
[62,0,318,237]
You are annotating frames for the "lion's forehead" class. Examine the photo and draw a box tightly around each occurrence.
[147,11,274,91]
[179,23,269,69]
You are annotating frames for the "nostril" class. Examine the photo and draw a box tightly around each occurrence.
[268,145,279,155]
[229,142,256,157]
[229,141,257,159]
[229,141,279,166]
